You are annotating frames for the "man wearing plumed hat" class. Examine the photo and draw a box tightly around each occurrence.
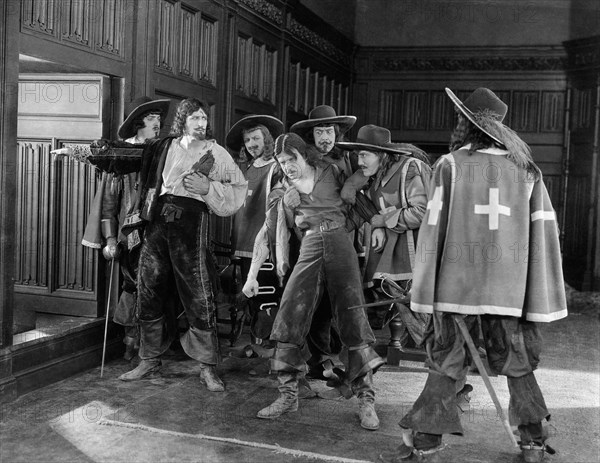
[380,88,567,462]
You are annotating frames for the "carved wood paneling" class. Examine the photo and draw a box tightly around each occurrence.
[322,77,330,108]
[23,0,125,57]
[263,48,276,103]
[327,79,335,110]
[297,66,306,113]
[156,0,176,72]
[404,91,428,130]
[430,90,453,130]
[21,0,57,37]
[379,90,402,128]
[55,146,97,292]
[543,175,561,210]
[15,140,98,294]
[237,0,283,26]
[61,0,92,48]
[178,4,199,79]
[199,15,218,84]
[511,91,539,132]
[15,141,53,288]
[96,0,125,57]
[235,34,276,102]
[236,35,250,93]
[564,176,590,257]
[540,91,564,132]
[308,71,317,110]
[288,18,349,67]
[372,56,566,73]
[250,42,261,97]
[573,87,592,130]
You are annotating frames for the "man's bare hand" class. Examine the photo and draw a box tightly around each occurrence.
[371,227,386,253]
[183,172,210,195]
[242,278,259,298]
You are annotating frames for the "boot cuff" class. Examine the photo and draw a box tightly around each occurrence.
[270,343,309,373]
[139,317,172,359]
[346,345,385,382]
[181,326,219,365]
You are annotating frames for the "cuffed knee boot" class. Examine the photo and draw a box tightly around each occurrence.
[118,317,168,381]
[257,372,299,419]
[353,371,379,430]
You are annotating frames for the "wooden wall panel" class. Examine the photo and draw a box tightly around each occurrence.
[54,145,97,294]
[511,91,540,133]
[563,36,600,290]
[7,0,356,347]
[60,0,92,48]
[155,0,177,73]
[96,0,125,58]
[541,91,565,132]
[15,141,52,288]
[22,0,125,59]
[21,0,58,38]
[15,140,98,296]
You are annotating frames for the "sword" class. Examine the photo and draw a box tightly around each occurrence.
[100,259,115,378]
[454,315,519,448]
[348,296,410,310]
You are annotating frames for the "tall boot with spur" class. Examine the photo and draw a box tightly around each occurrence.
[257,372,299,419]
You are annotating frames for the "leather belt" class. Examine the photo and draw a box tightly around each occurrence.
[303,221,345,236]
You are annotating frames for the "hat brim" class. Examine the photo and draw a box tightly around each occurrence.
[445,88,505,147]
[117,99,171,140]
[290,115,357,137]
[335,141,411,155]
[225,115,284,152]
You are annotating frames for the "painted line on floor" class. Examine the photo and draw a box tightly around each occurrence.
[98,417,374,463]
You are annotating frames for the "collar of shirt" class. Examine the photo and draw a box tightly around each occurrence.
[252,157,276,168]
[460,143,509,156]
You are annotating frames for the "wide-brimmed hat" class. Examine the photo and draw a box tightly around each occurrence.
[118,97,171,140]
[290,105,356,138]
[225,115,284,152]
[335,125,411,154]
[445,87,507,147]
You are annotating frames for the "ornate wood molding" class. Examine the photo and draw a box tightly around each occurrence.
[288,18,350,66]
[564,36,600,71]
[237,0,283,26]
[373,56,566,72]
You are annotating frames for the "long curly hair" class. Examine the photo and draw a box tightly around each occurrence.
[450,113,540,180]
[241,124,275,162]
[169,98,212,138]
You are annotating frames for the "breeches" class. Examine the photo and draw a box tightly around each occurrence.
[137,196,216,330]
[428,314,542,380]
[271,229,375,348]
[399,313,549,435]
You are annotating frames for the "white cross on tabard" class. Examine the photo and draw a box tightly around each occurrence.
[474,188,511,230]
[427,186,443,225]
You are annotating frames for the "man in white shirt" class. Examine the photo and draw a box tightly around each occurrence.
[119,98,247,392]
